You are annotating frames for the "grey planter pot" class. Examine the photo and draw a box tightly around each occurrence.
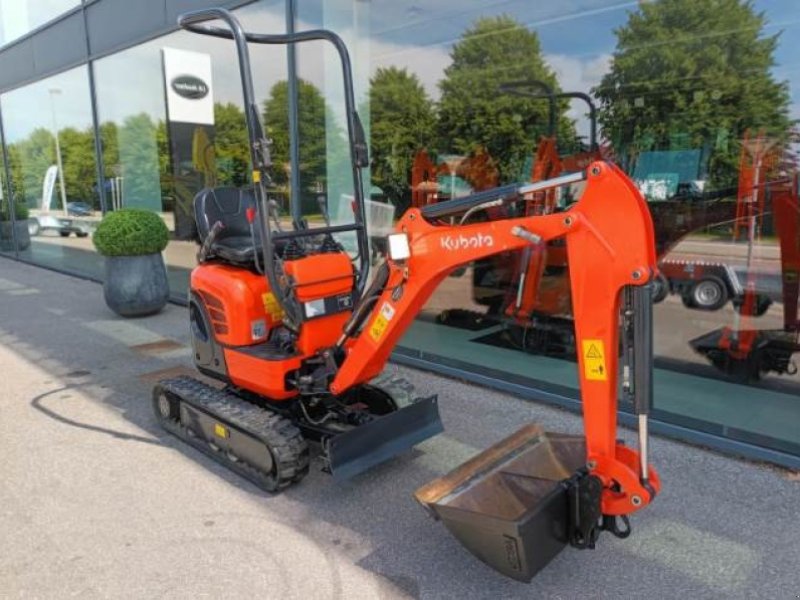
[0,220,31,252]
[104,253,169,317]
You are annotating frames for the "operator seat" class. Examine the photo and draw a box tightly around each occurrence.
[194,186,263,266]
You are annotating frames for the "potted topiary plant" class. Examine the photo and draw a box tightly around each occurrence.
[93,208,170,317]
[0,200,31,252]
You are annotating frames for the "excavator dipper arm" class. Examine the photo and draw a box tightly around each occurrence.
[331,162,660,521]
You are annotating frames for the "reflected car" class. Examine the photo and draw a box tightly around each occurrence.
[29,214,92,238]
[66,201,94,216]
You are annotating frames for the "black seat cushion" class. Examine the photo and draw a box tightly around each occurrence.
[194,186,262,265]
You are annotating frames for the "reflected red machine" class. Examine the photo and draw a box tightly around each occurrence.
[410,146,499,208]
[691,132,800,380]
[503,88,603,325]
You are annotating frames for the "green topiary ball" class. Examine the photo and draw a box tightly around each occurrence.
[93,208,169,257]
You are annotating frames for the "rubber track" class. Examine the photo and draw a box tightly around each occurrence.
[154,376,309,492]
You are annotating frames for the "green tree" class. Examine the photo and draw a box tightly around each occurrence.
[595,0,792,189]
[7,126,98,210]
[263,79,329,212]
[7,128,56,208]
[214,102,250,187]
[369,67,435,211]
[117,113,161,209]
[100,121,119,208]
[437,15,574,183]
[58,126,97,205]
[100,121,119,179]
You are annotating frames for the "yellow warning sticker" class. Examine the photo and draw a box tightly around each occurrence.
[262,292,285,321]
[369,302,396,342]
[214,423,229,439]
[581,339,608,381]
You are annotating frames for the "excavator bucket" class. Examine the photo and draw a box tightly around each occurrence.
[415,424,586,582]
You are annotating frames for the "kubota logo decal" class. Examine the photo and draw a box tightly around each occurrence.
[440,233,494,251]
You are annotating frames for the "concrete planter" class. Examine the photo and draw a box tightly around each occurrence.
[104,253,169,317]
[0,220,31,252]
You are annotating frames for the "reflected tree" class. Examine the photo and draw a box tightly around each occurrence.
[214,102,250,188]
[58,127,97,204]
[437,15,575,183]
[6,127,96,209]
[155,119,174,211]
[101,115,163,211]
[263,79,329,213]
[369,67,435,212]
[117,113,161,208]
[595,0,792,189]
[7,129,55,206]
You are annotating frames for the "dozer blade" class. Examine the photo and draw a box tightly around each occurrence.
[329,395,443,481]
[414,424,586,582]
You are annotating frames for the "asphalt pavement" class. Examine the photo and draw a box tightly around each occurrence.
[1,257,799,599]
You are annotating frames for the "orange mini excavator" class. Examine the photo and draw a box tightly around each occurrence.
[154,8,660,582]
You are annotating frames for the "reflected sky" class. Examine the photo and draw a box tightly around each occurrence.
[1,65,92,143]
[0,0,79,46]
[1,0,798,144]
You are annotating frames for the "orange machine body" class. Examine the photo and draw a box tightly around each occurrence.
[192,263,282,347]
[284,252,355,356]
[192,252,355,400]
[191,161,660,518]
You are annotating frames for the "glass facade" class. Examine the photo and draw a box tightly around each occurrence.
[0,0,798,467]
[1,65,101,279]
[297,0,800,461]
[93,2,288,290]
[0,0,80,46]
[92,0,286,288]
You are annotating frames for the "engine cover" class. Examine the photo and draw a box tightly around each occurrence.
[283,252,355,318]
[283,252,355,356]
[191,263,283,347]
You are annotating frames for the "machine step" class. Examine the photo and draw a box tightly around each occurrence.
[153,376,310,492]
